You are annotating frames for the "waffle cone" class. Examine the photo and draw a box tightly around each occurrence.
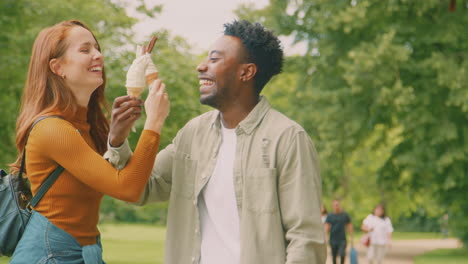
[146,72,159,86]
[126,87,144,97]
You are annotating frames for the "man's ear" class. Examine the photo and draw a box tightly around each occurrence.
[49,58,62,76]
[240,63,257,82]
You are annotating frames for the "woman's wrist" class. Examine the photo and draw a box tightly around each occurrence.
[144,119,164,134]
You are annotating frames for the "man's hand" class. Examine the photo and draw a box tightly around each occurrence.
[109,95,143,147]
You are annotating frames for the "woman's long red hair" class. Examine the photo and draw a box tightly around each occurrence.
[11,20,109,173]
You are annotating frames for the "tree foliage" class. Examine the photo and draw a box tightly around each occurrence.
[0,0,203,223]
[2,0,467,240]
[238,0,468,243]
[1,0,134,167]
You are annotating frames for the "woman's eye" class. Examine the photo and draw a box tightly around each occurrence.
[209,57,219,61]
[80,49,90,53]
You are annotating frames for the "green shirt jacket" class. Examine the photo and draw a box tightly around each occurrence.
[105,97,327,264]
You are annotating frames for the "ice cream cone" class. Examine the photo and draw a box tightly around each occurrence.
[145,59,158,86]
[126,86,145,98]
[145,72,159,86]
[124,43,156,132]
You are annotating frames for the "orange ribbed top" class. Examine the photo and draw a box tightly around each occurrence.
[25,107,160,246]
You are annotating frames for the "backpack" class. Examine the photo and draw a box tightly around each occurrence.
[0,116,64,256]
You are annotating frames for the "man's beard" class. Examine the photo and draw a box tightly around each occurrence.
[200,93,219,108]
[200,80,233,109]
[200,90,227,109]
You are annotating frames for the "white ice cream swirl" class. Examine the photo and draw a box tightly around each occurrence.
[125,53,151,88]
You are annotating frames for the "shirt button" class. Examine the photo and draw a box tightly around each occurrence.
[193,200,197,205]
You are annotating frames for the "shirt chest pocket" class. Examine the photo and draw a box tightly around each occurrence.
[244,167,278,213]
[172,152,197,199]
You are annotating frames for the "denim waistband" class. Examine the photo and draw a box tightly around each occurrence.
[10,211,104,264]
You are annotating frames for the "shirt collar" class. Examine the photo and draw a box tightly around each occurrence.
[210,96,271,135]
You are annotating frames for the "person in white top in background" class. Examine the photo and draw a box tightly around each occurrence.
[361,204,393,264]
[321,204,328,224]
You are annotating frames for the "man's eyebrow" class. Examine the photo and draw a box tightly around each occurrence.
[208,50,224,56]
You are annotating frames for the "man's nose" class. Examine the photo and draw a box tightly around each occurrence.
[196,61,207,72]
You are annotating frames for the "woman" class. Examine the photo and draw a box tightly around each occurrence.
[361,204,394,264]
[321,204,328,223]
[9,20,169,263]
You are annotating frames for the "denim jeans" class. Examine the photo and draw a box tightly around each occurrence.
[10,211,105,264]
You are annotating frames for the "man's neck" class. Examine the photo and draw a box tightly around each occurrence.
[219,96,259,129]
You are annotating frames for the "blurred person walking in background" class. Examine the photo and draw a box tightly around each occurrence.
[321,204,328,224]
[441,213,449,239]
[325,199,353,264]
[361,204,393,264]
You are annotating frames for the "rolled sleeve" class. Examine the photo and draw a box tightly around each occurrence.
[133,143,175,205]
[104,139,133,170]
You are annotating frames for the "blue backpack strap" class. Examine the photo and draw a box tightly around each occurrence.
[18,116,65,209]
[28,166,64,207]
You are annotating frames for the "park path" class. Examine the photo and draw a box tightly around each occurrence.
[325,238,460,264]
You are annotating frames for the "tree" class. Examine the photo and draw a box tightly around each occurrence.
[0,0,204,224]
[238,0,468,243]
[0,0,204,166]
[0,0,136,168]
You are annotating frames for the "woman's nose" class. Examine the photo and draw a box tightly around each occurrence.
[93,49,103,61]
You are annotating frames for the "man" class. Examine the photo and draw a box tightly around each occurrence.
[106,20,326,263]
[325,200,354,264]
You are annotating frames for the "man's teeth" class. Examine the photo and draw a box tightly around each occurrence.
[199,79,214,86]
[89,66,102,72]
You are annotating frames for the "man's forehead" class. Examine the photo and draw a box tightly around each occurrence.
[208,35,243,55]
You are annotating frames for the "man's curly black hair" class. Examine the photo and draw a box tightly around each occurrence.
[224,20,283,94]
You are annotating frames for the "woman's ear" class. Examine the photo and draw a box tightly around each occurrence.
[49,58,62,76]
[240,63,257,82]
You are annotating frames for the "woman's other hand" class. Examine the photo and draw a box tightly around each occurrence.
[144,79,170,133]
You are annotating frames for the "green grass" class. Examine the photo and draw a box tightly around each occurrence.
[0,223,166,264]
[352,231,444,241]
[99,223,166,264]
[392,231,446,240]
[415,248,468,264]
[0,225,455,264]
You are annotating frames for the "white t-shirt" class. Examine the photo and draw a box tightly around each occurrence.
[199,125,240,264]
[321,214,327,224]
[363,214,393,245]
